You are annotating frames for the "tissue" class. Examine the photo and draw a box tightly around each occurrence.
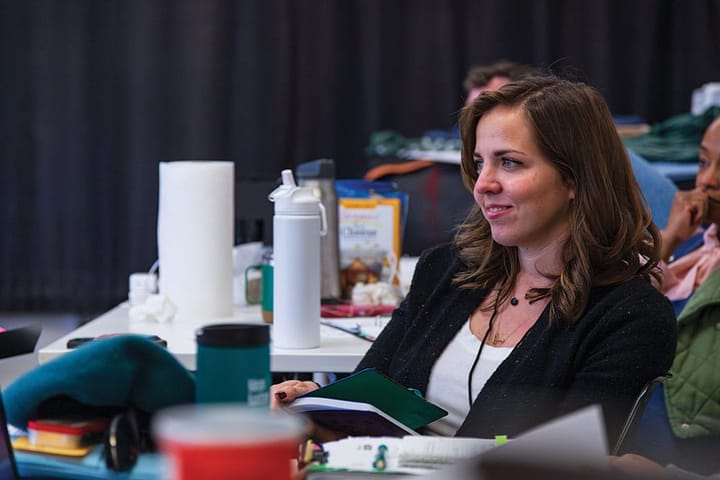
[128,293,177,323]
[157,161,234,320]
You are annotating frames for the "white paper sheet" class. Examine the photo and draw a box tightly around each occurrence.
[317,406,607,476]
[414,405,610,479]
[481,404,608,469]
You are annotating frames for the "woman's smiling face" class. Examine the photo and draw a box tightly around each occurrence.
[472,105,575,253]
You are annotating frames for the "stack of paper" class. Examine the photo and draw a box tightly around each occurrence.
[310,405,610,477]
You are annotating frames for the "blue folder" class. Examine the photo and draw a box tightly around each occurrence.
[15,448,161,480]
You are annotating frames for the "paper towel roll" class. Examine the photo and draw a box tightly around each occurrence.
[158,161,234,320]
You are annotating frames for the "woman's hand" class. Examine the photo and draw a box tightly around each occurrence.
[707,195,720,225]
[270,380,320,409]
[270,380,347,443]
[661,188,710,261]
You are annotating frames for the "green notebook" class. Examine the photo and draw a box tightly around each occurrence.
[289,369,447,437]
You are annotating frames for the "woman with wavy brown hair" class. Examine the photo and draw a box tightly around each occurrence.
[273,75,676,446]
[455,75,663,327]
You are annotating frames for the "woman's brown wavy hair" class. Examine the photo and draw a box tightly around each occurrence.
[454,75,662,326]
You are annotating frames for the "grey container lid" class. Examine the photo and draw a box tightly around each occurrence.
[196,324,269,348]
[296,158,335,179]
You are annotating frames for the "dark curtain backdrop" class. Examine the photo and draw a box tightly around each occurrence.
[1,0,719,313]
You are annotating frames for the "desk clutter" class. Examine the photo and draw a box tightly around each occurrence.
[3,333,302,479]
[8,405,303,480]
[7,162,418,478]
[303,435,498,475]
[302,406,610,477]
[8,314,611,478]
[129,160,409,353]
[4,335,193,478]
[16,418,108,456]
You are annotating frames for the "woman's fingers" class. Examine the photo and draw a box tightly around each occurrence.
[664,189,709,254]
[270,380,320,409]
[706,195,720,224]
[680,189,709,225]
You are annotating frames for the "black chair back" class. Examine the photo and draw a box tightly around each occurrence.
[611,374,671,455]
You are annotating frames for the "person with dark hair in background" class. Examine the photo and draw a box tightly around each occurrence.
[461,60,540,107]
[364,60,547,256]
[461,61,677,229]
[273,75,676,447]
[659,115,720,315]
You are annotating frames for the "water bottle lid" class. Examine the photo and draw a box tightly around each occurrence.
[196,324,269,348]
[269,169,321,215]
[296,159,335,180]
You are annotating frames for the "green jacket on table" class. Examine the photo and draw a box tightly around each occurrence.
[665,268,720,438]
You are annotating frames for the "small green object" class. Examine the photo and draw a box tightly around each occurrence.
[494,435,508,445]
[373,444,388,471]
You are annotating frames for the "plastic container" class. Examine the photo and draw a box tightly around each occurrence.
[268,170,326,349]
[28,419,108,449]
[154,404,303,480]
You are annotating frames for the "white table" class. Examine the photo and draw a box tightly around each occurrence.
[38,303,377,373]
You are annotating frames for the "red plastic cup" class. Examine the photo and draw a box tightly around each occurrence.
[153,404,304,480]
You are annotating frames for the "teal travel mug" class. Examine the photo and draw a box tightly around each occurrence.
[195,324,270,407]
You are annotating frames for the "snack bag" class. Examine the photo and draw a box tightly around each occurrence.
[336,180,407,299]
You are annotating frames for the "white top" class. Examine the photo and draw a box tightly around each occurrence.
[424,319,512,436]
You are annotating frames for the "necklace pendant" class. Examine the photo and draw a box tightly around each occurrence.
[492,332,504,346]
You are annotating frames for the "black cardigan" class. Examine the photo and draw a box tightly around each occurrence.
[356,243,677,444]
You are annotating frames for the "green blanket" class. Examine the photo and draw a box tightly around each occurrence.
[623,106,720,163]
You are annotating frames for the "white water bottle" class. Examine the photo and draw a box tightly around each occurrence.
[269,169,327,349]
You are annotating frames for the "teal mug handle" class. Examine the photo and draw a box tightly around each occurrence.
[260,264,273,323]
[245,264,273,322]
